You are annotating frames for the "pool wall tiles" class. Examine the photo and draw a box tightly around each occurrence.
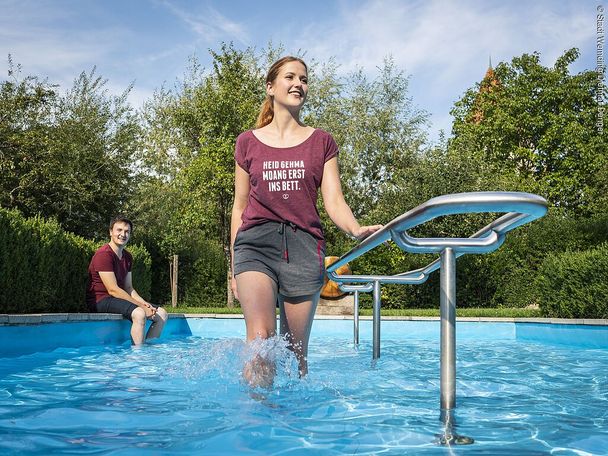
[0,317,193,357]
[1,317,607,358]
[515,323,608,349]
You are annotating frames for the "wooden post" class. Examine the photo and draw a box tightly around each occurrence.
[227,269,235,308]
[170,254,178,308]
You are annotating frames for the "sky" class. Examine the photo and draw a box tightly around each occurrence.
[0,0,601,142]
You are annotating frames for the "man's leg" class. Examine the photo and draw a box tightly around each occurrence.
[96,297,143,345]
[130,307,147,345]
[146,307,168,340]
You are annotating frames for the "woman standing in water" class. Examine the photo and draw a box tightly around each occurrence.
[231,56,381,387]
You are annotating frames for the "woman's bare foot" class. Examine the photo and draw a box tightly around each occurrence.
[243,354,276,389]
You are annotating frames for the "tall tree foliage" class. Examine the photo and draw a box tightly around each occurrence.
[303,57,429,269]
[0,60,56,219]
[450,48,607,214]
[0,58,139,238]
[134,44,265,306]
[306,58,428,220]
[442,49,608,310]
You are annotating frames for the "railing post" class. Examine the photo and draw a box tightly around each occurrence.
[372,280,381,359]
[325,192,546,445]
[440,247,456,412]
[353,290,360,346]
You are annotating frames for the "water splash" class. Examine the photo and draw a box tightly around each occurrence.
[241,335,301,390]
[159,335,301,393]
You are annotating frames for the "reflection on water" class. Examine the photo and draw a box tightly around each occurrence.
[0,335,606,454]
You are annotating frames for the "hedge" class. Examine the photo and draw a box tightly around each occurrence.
[340,210,608,312]
[487,212,608,309]
[537,242,608,319]
[0,208,151,313]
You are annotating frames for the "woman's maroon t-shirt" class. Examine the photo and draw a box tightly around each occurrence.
[86,243,132,310]
[235,129,338,240]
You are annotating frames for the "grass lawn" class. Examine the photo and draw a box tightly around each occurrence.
[165,306,542,318]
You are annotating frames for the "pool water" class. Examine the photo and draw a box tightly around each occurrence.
[0,320,607,455]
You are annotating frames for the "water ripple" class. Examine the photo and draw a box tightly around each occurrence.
[0,336,605,454]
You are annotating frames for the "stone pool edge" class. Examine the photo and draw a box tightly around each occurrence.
[1,313,607,326]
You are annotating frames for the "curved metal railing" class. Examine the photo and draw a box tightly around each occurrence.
[327,191,547,284]
[326,191,548,415]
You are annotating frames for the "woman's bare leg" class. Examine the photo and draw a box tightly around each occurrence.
[236,271,278,387]
[279,291,320,376]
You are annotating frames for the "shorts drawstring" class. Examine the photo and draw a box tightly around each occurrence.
[277,221,297,263]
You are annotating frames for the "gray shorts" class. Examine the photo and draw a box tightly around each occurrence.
[95,297,138,320]
[95,297,159,321]
[233,221,326,297]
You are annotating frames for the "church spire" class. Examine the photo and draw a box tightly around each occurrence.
[471,55,501,124]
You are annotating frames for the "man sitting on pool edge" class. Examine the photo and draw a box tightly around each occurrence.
[86,216,168,345]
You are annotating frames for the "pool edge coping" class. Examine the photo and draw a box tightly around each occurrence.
[1,313,607,326]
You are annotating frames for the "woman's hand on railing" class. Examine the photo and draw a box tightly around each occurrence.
[353,224,383,241]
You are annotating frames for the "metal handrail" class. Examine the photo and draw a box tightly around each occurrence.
[325,191,548,418]
[327,191,547,284]
[336,283,373,345]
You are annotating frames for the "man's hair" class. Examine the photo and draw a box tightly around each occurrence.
[109,215,133,232]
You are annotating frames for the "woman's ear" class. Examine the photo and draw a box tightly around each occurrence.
[266,81,274,97]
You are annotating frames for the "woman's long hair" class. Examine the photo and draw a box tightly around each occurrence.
[255,56,308,129]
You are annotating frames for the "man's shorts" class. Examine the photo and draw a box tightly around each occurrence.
[95,297,138,320]
[233,221,326,297]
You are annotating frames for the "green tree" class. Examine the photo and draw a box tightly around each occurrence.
[0,58,57,219]
[47,68,139,237]
[306,57,428,220]
[302,58,429,268]
[181,45,264,253]
[450,48,607,214]
[134,43,265,306]
[301,58,444,309]
[441,49,608,310]
[0,59,139,238]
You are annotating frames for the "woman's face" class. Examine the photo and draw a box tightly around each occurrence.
[267,61,308,109]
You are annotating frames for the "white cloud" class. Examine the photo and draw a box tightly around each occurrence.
[0,2,130,88]
[288,0,596,140]
[0,0,187,110]
[157,0,250,45]
[0,0,596,139]
[297,0,594,75]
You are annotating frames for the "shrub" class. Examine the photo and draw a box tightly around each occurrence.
[537,243,608,319]
[135,231,228,308]
[0,208,151,313]
[323,209,608,311]
[179,239,227,307]
[127,244,152,302]
[489,211,608,308]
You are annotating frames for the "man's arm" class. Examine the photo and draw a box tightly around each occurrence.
[123,272,155,309]
[99,271,155,316]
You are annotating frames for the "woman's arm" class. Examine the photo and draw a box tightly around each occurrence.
[230,163,250,299]
[320,157,382,240]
